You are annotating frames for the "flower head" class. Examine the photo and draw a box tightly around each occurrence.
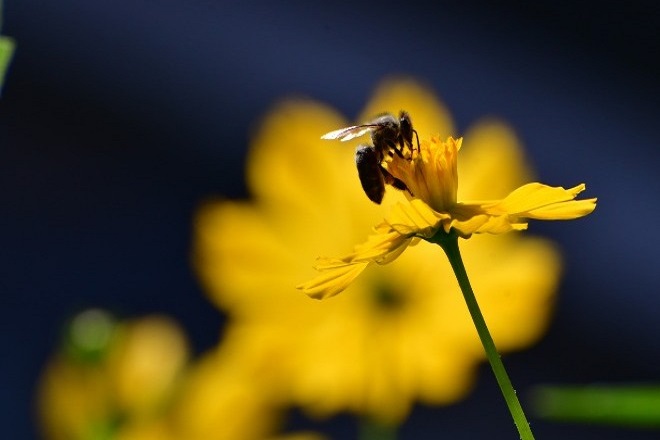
[298,131,596,300]
[194,78,575,423]
[389,135,460,211]
[37,311,189,440]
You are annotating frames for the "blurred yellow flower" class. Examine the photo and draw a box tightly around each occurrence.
[38,310,188,440]
[299,135,596,299]
[38,309,326,440]
[169,343,281,440]
[169,338,329,440]
[194,78,567,423]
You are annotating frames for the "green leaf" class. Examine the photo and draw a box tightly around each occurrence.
[0,36,15,93]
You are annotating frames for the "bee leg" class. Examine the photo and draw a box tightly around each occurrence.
[380,166,413,196]
[412,129,420,153]
[401,131,420,156]
[386,139,405,158]
[393,145,405,158]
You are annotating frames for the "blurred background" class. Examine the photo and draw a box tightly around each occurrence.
[1,0,659,438]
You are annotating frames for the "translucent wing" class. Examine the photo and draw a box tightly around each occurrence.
[321,124,380,142]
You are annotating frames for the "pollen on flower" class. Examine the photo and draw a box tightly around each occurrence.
[385,136,461,212]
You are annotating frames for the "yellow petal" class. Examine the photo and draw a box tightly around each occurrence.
[520,198,598,220]
[171,347,282,440]
[352,229,412,263]
[484,182,597,220]
[385,199,445,237]
[194,201,315,312]
[455,215,528,235]
[297,221,418,299]
[109,316,188,415]
[247,100,352,213]
[248,100,396,238]
[458,120,533,200]
[297,260,370,300]
[455,234,562,351]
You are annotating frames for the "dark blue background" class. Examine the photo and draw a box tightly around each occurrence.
[1,1,659,438]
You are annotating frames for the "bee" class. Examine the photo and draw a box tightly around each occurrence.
[321,110,420,204]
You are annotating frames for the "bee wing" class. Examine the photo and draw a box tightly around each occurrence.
[321,124,379,142]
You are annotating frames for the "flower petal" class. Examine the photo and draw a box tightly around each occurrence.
[484,182,597,220]
[385,199,445,237]
[298,223,415,299]
[519,198,598,220]
[297,260,370,300]
[448,203,528,236]
[353,226,413,263]
[447,234,562,352]
[247,100,353,213]
[194,199,355,318]
[458,120,533,200]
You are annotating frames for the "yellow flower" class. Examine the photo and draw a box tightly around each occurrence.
[169,338,329,440]
[298,133,596,300]
[37,311,189,440]
[169,346,280,440]
[38,310,326,440]
[194,78,572,423]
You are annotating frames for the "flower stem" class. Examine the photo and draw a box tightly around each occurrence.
[429,229,535,440]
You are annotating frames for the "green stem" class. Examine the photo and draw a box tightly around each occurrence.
[429,229,535,440]
[358,419,397,440]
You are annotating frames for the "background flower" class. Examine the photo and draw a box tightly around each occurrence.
[38,310,325,440]
[37,311,188,440]
[168,343,292,440]
[194,79,563,423]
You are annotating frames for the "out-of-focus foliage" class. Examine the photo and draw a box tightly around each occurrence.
[532,384,660,428]
[0,0,14,93]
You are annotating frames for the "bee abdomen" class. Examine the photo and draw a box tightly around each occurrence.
[355,146,386,204]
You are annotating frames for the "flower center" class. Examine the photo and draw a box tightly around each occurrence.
[385,136,461,213]
[371,282,406,312]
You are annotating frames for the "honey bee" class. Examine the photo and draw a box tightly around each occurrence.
[321,110,419,204]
